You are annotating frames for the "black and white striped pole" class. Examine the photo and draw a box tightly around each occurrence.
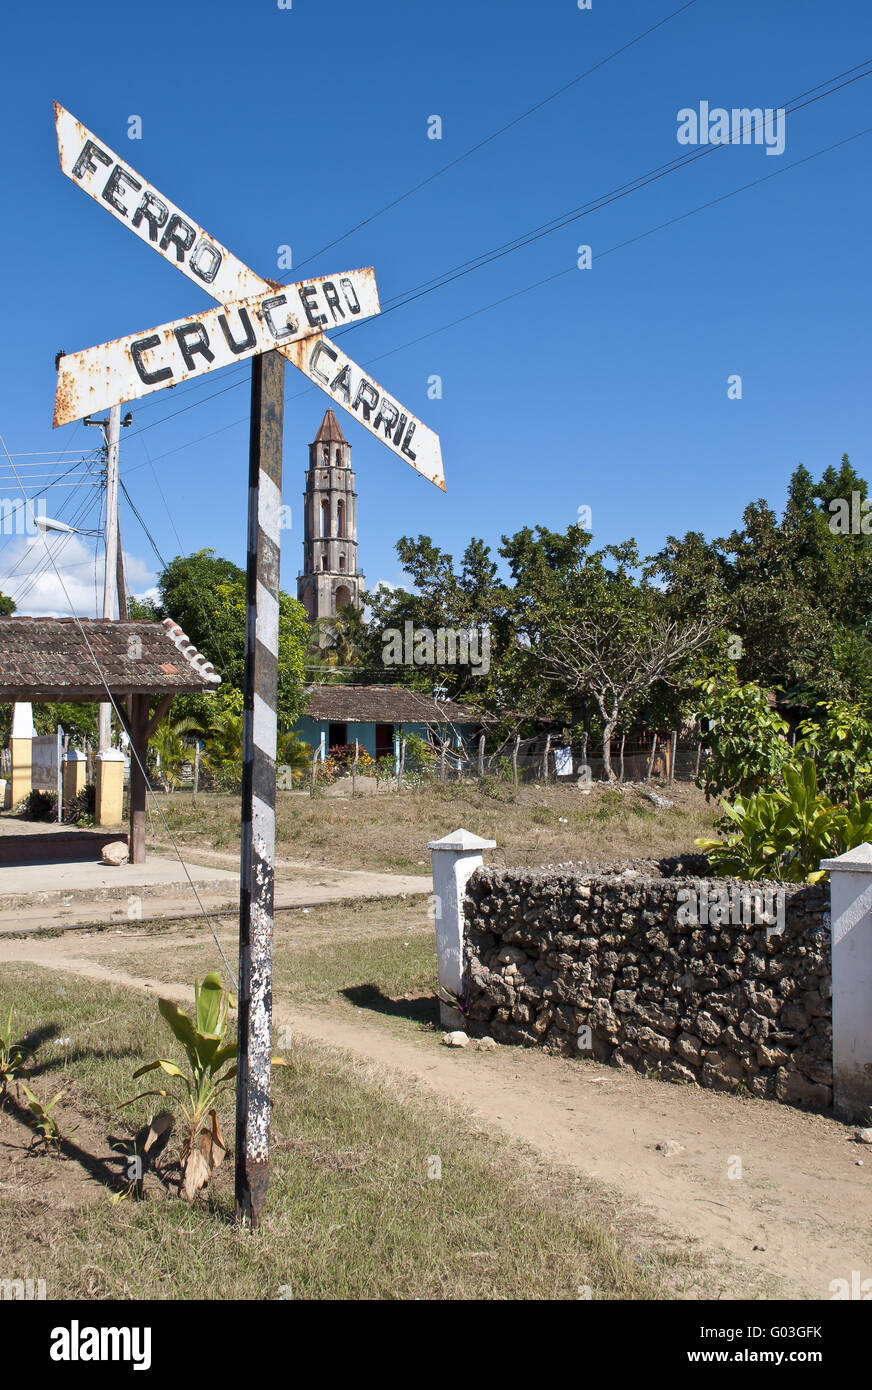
[235,348,284,1227]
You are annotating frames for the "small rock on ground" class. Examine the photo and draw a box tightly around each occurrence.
[101,841,129,866]
[442,1031,470,1048]
[656,1140,685,1157]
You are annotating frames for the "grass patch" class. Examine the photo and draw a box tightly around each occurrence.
[150,780,718,874]
[112,897,439,1032]
[0,964,694,1299]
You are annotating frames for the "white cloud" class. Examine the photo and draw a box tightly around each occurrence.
[0,533,155,618]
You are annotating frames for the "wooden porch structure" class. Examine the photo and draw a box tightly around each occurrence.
[0,616,220,863]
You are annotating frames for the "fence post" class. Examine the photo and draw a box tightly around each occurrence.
[512,734,520,786]
[618,732,625,784]
[478,732,485,778]
[542,733,551,783]
[95,748,125,827]
[9,703,34,810]
[63,749,87,806]
[669,730,678,785]
[396,736,406,792]
[428,828,496,1029]
[820,843,872,1120]
[56,724,63,823]
[352,738,359,797]
[646,732,658,781]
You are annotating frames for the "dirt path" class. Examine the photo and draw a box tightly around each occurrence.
[2,929,869,1301]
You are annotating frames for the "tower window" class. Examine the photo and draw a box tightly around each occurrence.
[339,555,345,571]
[320,497,329,537]
[337,498,345,538]
[322,555,328,570]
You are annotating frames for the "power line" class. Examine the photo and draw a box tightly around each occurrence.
[116,57,872,453]
[117,119,872,479]
[356,62,872,324]
[119,478,168,571]
[288,0,703,272]
[123,433,236,681]
[0,433,239,988]
[6,489,101,607]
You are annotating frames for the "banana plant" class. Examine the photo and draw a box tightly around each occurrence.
[20,1084,72,1151]
[0,1005,33,1103]
[124,973,285,1201]
[124,973,236,1200]
[696,757,872,883]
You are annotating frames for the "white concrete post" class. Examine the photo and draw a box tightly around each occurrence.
[821,843,872,1120]
[428,828,496,1029]
[9,701,36,808]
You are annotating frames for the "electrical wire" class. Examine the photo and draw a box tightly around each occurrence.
[0,433,239,988]
[116,57,872,450]
[117,120,872,476]
[287,0,704,273]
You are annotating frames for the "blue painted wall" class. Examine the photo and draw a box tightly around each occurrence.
[293,716,478,766]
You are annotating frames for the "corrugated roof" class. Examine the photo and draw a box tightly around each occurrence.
[312,407,348,446]
[302,684,480,725]
[0,617,221,701]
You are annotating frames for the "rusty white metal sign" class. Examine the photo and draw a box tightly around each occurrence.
[54,269,380,424]
[284,334,442,483]
[53,104,445,490]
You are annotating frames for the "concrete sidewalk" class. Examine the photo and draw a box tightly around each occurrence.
[0,853,431,933]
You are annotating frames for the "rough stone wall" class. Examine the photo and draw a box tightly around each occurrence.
[464,857,832,1109]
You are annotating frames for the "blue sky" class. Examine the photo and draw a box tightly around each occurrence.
[0,0,869,614]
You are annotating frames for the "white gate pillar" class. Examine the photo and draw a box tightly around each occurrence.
[428,828,496,1029]
[821,843,872,1120]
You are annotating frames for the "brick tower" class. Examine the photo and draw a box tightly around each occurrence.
[297,408,364,621]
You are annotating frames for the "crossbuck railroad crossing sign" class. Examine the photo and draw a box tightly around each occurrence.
[53,104,444,490]
[51,103,445,1227]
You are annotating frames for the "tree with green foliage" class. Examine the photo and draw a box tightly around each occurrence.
[151,549,309,730]
[649,456,872,711]
[498,527,714,778]
[360,535,511,707]
[694,674,794,799]
[309,602,370,682]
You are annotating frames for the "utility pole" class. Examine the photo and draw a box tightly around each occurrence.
[85,404,130,750]
[99,403,121,752]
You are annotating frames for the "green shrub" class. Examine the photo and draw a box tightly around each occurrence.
[694,675,792,798]
[63,781,95,826]
[16,788,57,821]
[796,700,872,801]
[696,757,872,882]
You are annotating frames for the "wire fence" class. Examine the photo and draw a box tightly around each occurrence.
[445,730,705,785]
[295,730,707,790]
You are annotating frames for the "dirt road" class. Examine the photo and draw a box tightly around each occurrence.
[2,927,868,1301]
